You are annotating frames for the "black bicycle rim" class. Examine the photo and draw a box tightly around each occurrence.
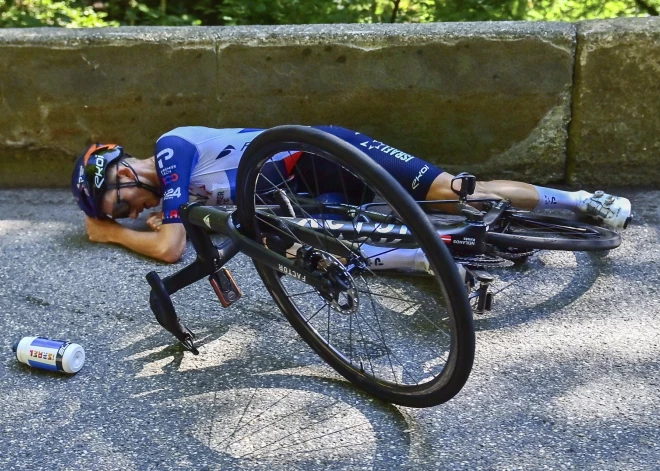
[235,126,474,407]
[487,213,621,251]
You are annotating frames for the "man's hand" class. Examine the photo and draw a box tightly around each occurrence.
[147,212,164,232]
[85,216,120,243]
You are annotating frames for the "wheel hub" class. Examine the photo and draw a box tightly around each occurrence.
[296,247,359,314]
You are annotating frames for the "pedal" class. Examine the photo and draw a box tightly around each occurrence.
[485,291,494,311]
[209,267,242,308]
[464,267,495,314]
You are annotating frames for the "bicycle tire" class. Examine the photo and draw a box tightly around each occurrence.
[235,126,474,407]
[487,213,621,251]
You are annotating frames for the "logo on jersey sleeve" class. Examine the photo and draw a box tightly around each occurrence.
[359,140,415,163]
[216,145,236,160]
[161,173,179,186]
[165,209,179,220]
[411,165,429,190]
[156,148,174,168]
[163,187,181,200]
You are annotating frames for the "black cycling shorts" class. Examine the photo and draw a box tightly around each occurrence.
[295,126,443,203]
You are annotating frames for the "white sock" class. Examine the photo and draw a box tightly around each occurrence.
[533,186,591,212]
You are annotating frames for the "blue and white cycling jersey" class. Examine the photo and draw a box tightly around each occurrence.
[155,125,444,225]
[155,127,302,224]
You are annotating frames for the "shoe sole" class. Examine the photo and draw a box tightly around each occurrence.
[624,215,632,230]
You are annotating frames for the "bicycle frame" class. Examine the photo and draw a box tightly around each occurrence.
[146,195,509,353]
[146,201,344,353]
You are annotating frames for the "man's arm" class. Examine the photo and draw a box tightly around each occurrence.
[85,217,186,263]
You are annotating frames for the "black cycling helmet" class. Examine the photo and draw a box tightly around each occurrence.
[71,143,161,218]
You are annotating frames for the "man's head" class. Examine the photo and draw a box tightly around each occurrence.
[72,143,162,219]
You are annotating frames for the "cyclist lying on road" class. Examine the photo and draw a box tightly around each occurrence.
[72,125,632,263]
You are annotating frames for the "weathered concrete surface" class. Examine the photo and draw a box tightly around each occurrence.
[568,18,660,186]
[0,23,575,187]
[0,28,219,188]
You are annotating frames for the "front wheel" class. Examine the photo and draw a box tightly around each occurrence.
[487,213,621,252]
[235,126,474,408]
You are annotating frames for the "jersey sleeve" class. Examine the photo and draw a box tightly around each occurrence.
[155,135,198,224]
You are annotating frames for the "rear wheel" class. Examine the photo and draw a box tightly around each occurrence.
[487,213,621,252]
[236,126,474,407]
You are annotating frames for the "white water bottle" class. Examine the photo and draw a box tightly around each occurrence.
[13,336,85,374]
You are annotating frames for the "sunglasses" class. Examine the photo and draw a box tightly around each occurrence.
[109,161,137,219]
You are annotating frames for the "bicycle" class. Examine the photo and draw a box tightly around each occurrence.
[145,126,621,408]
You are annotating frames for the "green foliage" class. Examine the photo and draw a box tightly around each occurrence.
[426,0,657,22]
[0,0,658,28]
[0,0,117,27]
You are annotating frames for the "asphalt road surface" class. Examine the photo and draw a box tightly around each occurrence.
[0,189,658,470]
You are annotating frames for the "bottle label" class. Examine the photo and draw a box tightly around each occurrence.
[27,337,68,372]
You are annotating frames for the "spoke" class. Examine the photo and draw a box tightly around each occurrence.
[259,170,331,253]
[509,219,598,238]
[339,171,369,250]
[214,388,296,448]
[354,307,424,385]
[255,193,304,245]
[326,303,330,345]
[358,208,399,252]
[515,218,591,232]
[230,398,340,448]
[259,165,355,257]
[362,246,401,261]
[349,306,353,365]
[352,304,376,377]
[356,280,452,334]
[512,230,591,239]
[358,276,451,342]
[255,441,374,459]
[287,290,319,298]
[362,278,399,384]
[303,302,329,324]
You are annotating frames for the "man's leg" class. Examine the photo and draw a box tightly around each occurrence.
[427,173,632,229]
[311,126,630,229]
[427,173,541,210]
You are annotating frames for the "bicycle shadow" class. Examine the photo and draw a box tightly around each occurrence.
[110,315,415,470]
[472,250,606,332]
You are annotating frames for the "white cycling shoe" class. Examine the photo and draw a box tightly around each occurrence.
[578,191,632,230]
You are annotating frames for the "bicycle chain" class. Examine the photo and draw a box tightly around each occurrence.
[492,249,536,261]
[452,254,510,268]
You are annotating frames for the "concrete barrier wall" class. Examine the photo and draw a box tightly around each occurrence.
[568,17,660,186]
[0,19,656,188]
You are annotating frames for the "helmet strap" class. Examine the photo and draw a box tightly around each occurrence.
[107,160,163,197]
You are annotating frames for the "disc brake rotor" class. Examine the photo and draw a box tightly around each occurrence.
[313,251,359,314]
